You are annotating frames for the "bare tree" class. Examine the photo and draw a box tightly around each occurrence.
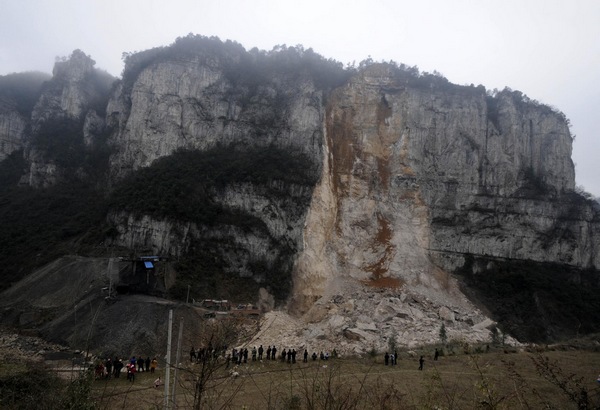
[168,317,246,409]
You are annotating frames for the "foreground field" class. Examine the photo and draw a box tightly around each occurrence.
[90,348,600,409]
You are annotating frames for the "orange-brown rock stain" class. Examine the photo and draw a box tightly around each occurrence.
[326,89,358,235]
[362,213,402,289]
[364,276,403,289]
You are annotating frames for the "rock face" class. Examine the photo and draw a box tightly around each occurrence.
[104,41,327,302]
[1,38,599,349]
[0,71,51,161]
[291,64,598,311]
[0,98,28,161]
[22,50,113,187]
[31,50,97,128]
[101,52,599,346]
[107,51,324,178]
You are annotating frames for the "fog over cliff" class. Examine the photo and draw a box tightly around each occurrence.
[3,1,599,198]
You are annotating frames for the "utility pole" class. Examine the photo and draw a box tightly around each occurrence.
[107,255,113,298]
[172,318,184,408]
[164,309,173,409]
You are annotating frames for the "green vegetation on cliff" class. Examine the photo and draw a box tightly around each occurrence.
[109,145,317,224]
[121,34,351,95]
[109,145,318,303]
[458,255,600,343]
[0,172,108,291]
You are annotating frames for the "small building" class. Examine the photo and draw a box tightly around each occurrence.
[116,255,169,296]
[201,299,232,311]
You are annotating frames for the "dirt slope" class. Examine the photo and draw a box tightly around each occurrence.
[0,256,223,358]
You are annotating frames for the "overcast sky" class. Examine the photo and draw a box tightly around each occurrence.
[1,0,598,195]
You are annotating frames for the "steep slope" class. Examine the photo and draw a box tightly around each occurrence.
[0,71,50,161]
[0,37,598,348]
[0,256,211,356]
[103,37,348,303]
[291,64,600,343]
[24,49,114,187]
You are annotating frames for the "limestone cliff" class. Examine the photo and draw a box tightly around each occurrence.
[0,98,27,161]
[286,63,599,346]
[107,43,324,178]
[292,64,597,313]
[102,45,600,345]
[0,71,50,161]
[1,38,599,348]
[22,50,114,187]
[103,39,330,303]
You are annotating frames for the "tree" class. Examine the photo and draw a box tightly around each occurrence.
[170,318,246,409]
[439,323,447,345]
[388,329,398,354]
[490,325,500,346]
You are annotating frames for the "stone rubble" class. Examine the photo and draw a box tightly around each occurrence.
[248,280,514,356]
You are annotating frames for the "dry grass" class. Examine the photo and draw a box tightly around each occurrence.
[89,348,600,409]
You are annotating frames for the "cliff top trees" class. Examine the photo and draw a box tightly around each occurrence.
[120,34,350,94]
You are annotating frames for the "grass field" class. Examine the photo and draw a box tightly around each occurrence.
[89,348,600,409]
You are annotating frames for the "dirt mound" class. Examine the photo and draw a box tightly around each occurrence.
[0,256,224,358]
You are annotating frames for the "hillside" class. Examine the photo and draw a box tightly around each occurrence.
[0,35,599,354]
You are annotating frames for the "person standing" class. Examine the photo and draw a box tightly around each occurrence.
[419,356,424,370]
[258,345,264,360]
[266,346,272,360]
[114,358,123,378]
[150,357,158,373]
[434,348,439,361]
[384,352,389,366]
[129,363,136,382]
[303,349,308,363]
[105,358,112,379]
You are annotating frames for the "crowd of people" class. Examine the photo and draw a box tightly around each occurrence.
[94,356,158,381]
[385,350,431,370]
[189,344,434,371]
[93,345,435,383]
[189,344,338,368]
